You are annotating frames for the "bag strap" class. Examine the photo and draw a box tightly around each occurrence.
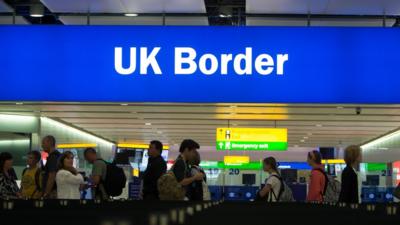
[269,174,284,201]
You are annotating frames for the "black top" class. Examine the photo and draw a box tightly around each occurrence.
[42,150,61,191]
[339,165,359,203]
[172,155,190,183]
[142,155,167,200]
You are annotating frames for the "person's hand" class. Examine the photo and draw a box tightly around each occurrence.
[194,173,204,181]
[67,167,78,175]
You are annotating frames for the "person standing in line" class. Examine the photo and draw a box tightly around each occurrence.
[84,148,108,200]
[41,135,61,199]
[142,140,167,200]
[56,151,84,199]
[0,152,20,199]
[306,150,326,202]
[20,151,42,199]
[339,145,362,204]
[172,139,204,200]
[258,157,282,202]
[189,150,210,201]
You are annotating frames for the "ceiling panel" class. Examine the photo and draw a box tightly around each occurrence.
[246,0,400,16]
[246,0,329,14]
[0,16,30,25]
[325,0,400,16]
[60,16,163,25]
[0,0,11,12]
[41,0,206,13]
[1,102,399,151]
[60,15,208,25]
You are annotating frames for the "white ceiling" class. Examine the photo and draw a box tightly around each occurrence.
[60,15,208,25]
[246,17,396,27]
[0,16,30,25]
[41,0,206,13]
[0,0,11,12]
[246,0,400,15]
[1,102,400,150]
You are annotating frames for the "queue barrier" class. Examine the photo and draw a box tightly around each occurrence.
[1,200,399,225]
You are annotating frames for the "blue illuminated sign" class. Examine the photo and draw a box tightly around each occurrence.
[1,26,400,103]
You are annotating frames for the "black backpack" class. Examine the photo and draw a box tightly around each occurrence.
[99,160,127,197]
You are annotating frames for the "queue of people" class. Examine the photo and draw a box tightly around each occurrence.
[0,134,365,204]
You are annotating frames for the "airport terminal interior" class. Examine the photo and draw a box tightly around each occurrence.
[1,0,400,225]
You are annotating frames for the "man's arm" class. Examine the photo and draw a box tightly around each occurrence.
[92,175,101,185]
[43,172,56,197]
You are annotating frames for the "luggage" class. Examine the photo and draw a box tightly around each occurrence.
[157,172,186,200]
[100,160,127,197]
[314,168,341,203]
[270,175,295,202]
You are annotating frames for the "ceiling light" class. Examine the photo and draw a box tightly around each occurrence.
[125,13,138,17]
[30,4,44,17]
[145,122,152,126]
[303,136,308,139]
[316,124,322,127]
[300,140,305,143]
[15,102,23,105]
[307,133,313,136]
[120,103,128,106]
[157,131,163,134]
[337,106,344,109]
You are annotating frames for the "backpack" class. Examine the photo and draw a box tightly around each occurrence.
[314,168,341,203]
[270,175,295,202]
[99,160,127,197]
[191,166,210,201]
[22,167,42,198]
[157,160,186,201]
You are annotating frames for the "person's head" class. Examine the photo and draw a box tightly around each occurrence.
[58,151,74,170]
[307,150,322,167]
[179,139,200,160]
[27,151,41,167]
[0,152,13,173]
[41,135,56,153]
[263,157,278,173]
[148,140,163,158]
[344,145,362,167]
[188,150,201,166]
[84,147,98,164]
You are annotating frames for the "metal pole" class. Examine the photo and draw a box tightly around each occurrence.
[87,11,90,25]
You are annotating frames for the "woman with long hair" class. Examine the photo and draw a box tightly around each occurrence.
[258,157,282,202]
[0,152,20,199]
[55,151,84,199]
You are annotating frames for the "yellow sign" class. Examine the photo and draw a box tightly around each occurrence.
[57,143,97,149]
[224,156,250,165]
[216,128,288,151]
[322,159,345,164]
[118,143,169,150]
[216,128,287,142]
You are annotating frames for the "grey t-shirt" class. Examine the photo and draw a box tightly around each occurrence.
[92,159,108,199]
[92,159,107,181]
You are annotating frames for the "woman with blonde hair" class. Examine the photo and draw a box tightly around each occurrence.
[339,145,362,203]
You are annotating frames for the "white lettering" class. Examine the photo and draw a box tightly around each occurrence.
[114,47,136,75]
[255,54,274,75]
[277,54,289,75]
[220,54,233,75]
[233,47,252,75]
[140,47,162,75]
[175,47,197,75]
[199,54,218,75]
